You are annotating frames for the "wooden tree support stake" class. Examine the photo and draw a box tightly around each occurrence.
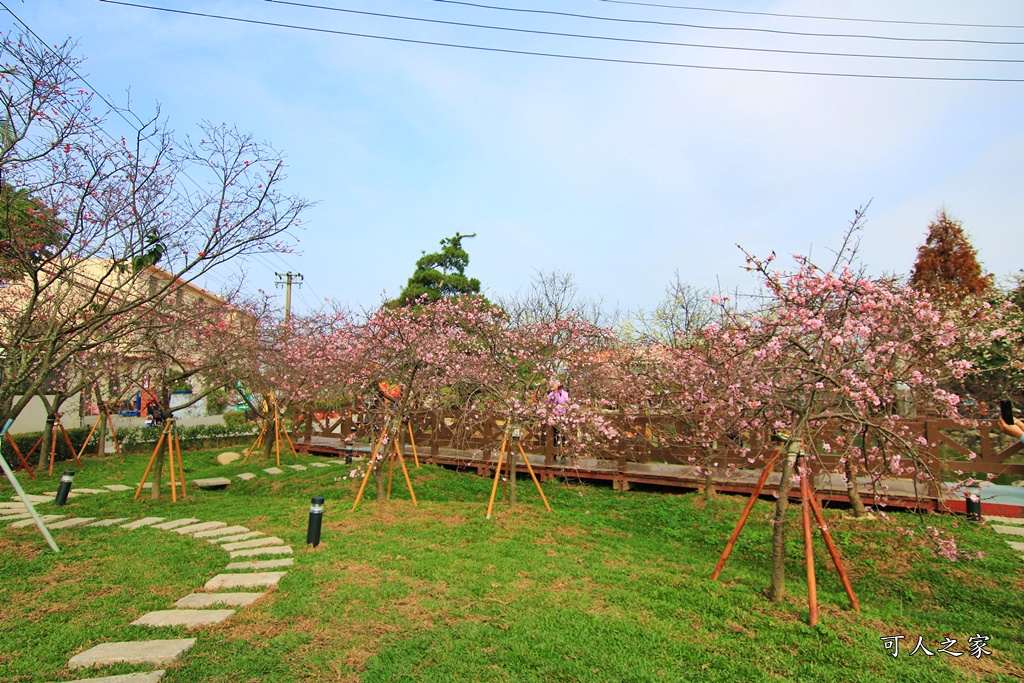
[485,431,552,519]
[351,420,418,511]
[48,419,83,476]
[134,420,186,501]
[5,433,36,480]
[711,450,859,625]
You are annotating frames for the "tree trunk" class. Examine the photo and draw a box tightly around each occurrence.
[149,435,168,499]
[768,451,796,603]
[93,386,107,457]
[845,456,867,517]
[36,412,55,472]
[374,454,386,502]
[150,390,172,499]
[703,463,716,499]
[262,417,274,461]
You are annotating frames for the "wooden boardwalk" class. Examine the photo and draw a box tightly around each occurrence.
[294,434,1017,517]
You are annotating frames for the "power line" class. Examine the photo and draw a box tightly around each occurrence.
[593,0,1024,31]
[262,0,1024,65]
[410,0,1024,46]
[97,1,1024,83]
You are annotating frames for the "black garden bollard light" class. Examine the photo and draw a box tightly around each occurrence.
[307,496,325,547]
[966,494,982,522]
[55,470,75,506]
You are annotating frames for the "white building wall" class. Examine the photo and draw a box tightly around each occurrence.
[8,394,83,434]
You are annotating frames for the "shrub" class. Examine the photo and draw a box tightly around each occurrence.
[2,426,94,470]
[223,410,250,430]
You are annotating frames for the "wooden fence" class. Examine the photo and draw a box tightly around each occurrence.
[293,409,1024,513]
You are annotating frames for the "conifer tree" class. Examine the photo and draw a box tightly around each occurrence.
[910,212,993,301]
[393,232,482,305]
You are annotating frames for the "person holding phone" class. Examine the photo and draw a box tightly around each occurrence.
[999,399,1023,441]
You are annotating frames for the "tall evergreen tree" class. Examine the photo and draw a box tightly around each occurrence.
[393,232,482,306]
[910,211,993,302]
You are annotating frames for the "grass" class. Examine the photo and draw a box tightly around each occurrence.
[1,446,1023,682]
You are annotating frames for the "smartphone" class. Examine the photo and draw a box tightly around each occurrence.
[1001,399,1015,425]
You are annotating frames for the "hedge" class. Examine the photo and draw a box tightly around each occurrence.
[2,422,259,470]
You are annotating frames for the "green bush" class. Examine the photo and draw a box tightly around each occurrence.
[222,410,250,430]
[2,426,94,470]
[114,421,257,448]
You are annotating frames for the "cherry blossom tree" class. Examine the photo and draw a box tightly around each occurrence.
[0,30,310,440]
[732,243,969,602]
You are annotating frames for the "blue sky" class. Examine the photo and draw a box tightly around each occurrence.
[6,1,1024,315]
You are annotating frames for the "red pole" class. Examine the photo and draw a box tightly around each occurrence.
[710,449,780,580]
[5,433,36,480]
[807,490,861,611]
[800,468,818,626]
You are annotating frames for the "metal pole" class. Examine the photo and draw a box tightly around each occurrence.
[0,420,60,553]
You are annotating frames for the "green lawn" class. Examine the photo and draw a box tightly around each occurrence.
[1,447,1022,682]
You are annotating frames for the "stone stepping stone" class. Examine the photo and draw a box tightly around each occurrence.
[138,483,153,489]
[225,558,294,571]
[309,462,330,468]
[210,531,263,545]
[87,518,130,527]
[1006,540,1024,551]
[986,516,1024,525]
[287,465,307,471]
[992,525,1024,537]
[173,521,227,535]
[14,494,55,504]
[48,517,96,529]
[0,513,31,522]
[73,488,110,494]
[228,545,293,559]
[121,517,165,530]
[104,484,134,492]
[0,502,29,510]
[193,525,249,539]
[192,477,231,490]
[263,467,284,475]
[11,515,65,528]
[131,609,235,628]
[67,639,196,669]
[174,593,264,608]
[236,472,257,481]
[151,518,200,531]
[205,572,286,590]
[43,491,80,499]
[67,670,165,683]
[221,536,284,551]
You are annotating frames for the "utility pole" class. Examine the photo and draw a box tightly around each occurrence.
[275,272,303,324]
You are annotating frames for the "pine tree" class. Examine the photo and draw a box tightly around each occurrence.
[910,212,993,301]
[393,232,482,306]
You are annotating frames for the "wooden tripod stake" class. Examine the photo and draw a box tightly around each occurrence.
[710,449,860,626]
[6,433,36,480]
[485,426,552,520]
[77,408,121,462]
[351,416,418,512]
[134,420,187,502]
[242,396,298,466]
[47,415,84,476]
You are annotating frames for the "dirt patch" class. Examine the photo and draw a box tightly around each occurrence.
[221,611,290,645]
[0,536,45,561]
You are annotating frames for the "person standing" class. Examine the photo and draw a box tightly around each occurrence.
[546,382,569,457]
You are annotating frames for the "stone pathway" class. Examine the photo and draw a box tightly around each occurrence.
[985,515,1024,560]
[3,454,350,681]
